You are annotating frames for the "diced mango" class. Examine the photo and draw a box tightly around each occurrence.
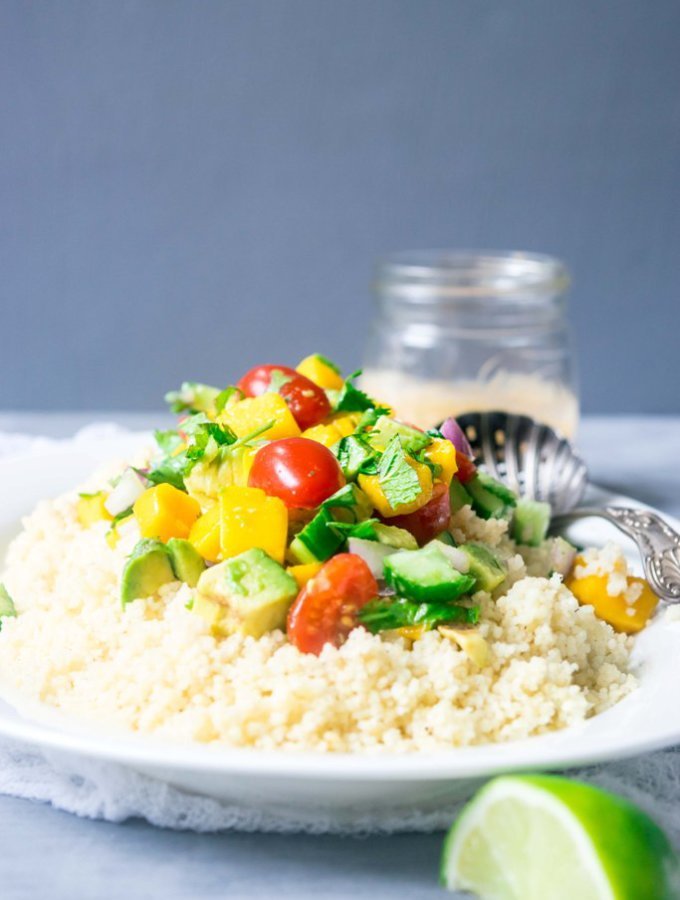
[302,413,362,448]
[188,505,222,563]
[133,483,201,543]
[566,569,659,634]
[358,459,433,517]
[76,492,113,527]
[219,486,288,564]
[301,424,341,449]
[287,562,322,589]
[219,392,300,441]
[424,438,458,485]
[296,354,344,391]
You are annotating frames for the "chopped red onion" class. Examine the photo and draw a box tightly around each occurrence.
[439,417,473,458]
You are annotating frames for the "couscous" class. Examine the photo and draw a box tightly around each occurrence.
[0,354,655,751]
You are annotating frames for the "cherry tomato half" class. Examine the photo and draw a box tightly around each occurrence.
[384,481,451,545]
[237,364,331,430]
[248,437,345,509]
[454,452,477,484]
[287,553,378,654]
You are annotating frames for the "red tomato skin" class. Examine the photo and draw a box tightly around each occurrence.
[248,438,345,509]
[237,364,331,430]
[286,554,378,655]
[384,481,451,545]
[455,452,477,484]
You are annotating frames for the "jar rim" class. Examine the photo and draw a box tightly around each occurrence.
[375,250,570,301]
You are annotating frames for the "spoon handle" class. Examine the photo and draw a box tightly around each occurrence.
[552,506,680,604]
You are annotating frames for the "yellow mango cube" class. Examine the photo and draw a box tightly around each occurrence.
[296,354,344,391]
[358,459,433,517]
[302,413,361,448]
[188,505,221,563]
[424,438,458,485]
[219,486,288,564]
[220,392,300,441]
[76,492,113,527]
[287,562,322,590]
[133,483,201,543]
[566,563,659,634]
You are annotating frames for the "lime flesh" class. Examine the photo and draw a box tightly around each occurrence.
[441,775,680,900]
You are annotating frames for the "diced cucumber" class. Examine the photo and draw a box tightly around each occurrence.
[384,544,476,602]
[347,537,397,578]
[459,542,507,592]
[428,541,469,573]
[449,478,473,512]
[333,435,378,480]
[466,472,516,520]
[435,531,457,546]
[288,507,345,563]
[511,499,551,547]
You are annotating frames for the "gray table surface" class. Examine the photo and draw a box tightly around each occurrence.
[0,413,679,900]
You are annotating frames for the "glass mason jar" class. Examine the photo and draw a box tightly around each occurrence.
[361,251,579,438]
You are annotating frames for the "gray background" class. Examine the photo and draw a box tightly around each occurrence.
[1,0,679,413]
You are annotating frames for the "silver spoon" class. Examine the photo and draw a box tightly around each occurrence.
[454,411,680,604]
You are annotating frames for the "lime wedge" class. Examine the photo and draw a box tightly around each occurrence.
[441,775,680,899]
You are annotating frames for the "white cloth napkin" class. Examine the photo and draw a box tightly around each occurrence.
[0,426,679,838]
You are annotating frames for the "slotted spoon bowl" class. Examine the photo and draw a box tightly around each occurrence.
[455,411,680,604]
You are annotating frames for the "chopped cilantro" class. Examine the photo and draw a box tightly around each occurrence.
[265,369,294,394]
[334,434,379,480]
[0,583,17,623]
[214,386,242,414]
[315,353,341,374]
[164,381,222,415]
[358,597,479,633]
[335,371,390,414]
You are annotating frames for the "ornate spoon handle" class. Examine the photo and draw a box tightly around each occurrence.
[552,506,680,604]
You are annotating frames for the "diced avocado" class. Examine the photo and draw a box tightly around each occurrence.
[0,584,17,622]
[459,542,507,592]
[121,539,176,605]
[449,477,473,512]
[511,499,551,547]
[194,547,298,638]
[372,523,419,550]
[466,472,517,519]
[288,507,345,563]
[383,544,476,602]
[166,538,206,587]
[367,417,431,452]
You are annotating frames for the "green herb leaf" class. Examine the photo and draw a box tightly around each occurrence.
[358,597,479,633]
[314,353,341,374]
[334,435,380,480]
[0,583,17,622]
[154,429,184,456]
[377,437,421,509]
[335,371,390,414]
[164,381,222,415]
[265,369,294,395]
[214,386,242,414]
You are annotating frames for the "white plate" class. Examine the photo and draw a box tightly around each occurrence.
[0,435,679,826]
